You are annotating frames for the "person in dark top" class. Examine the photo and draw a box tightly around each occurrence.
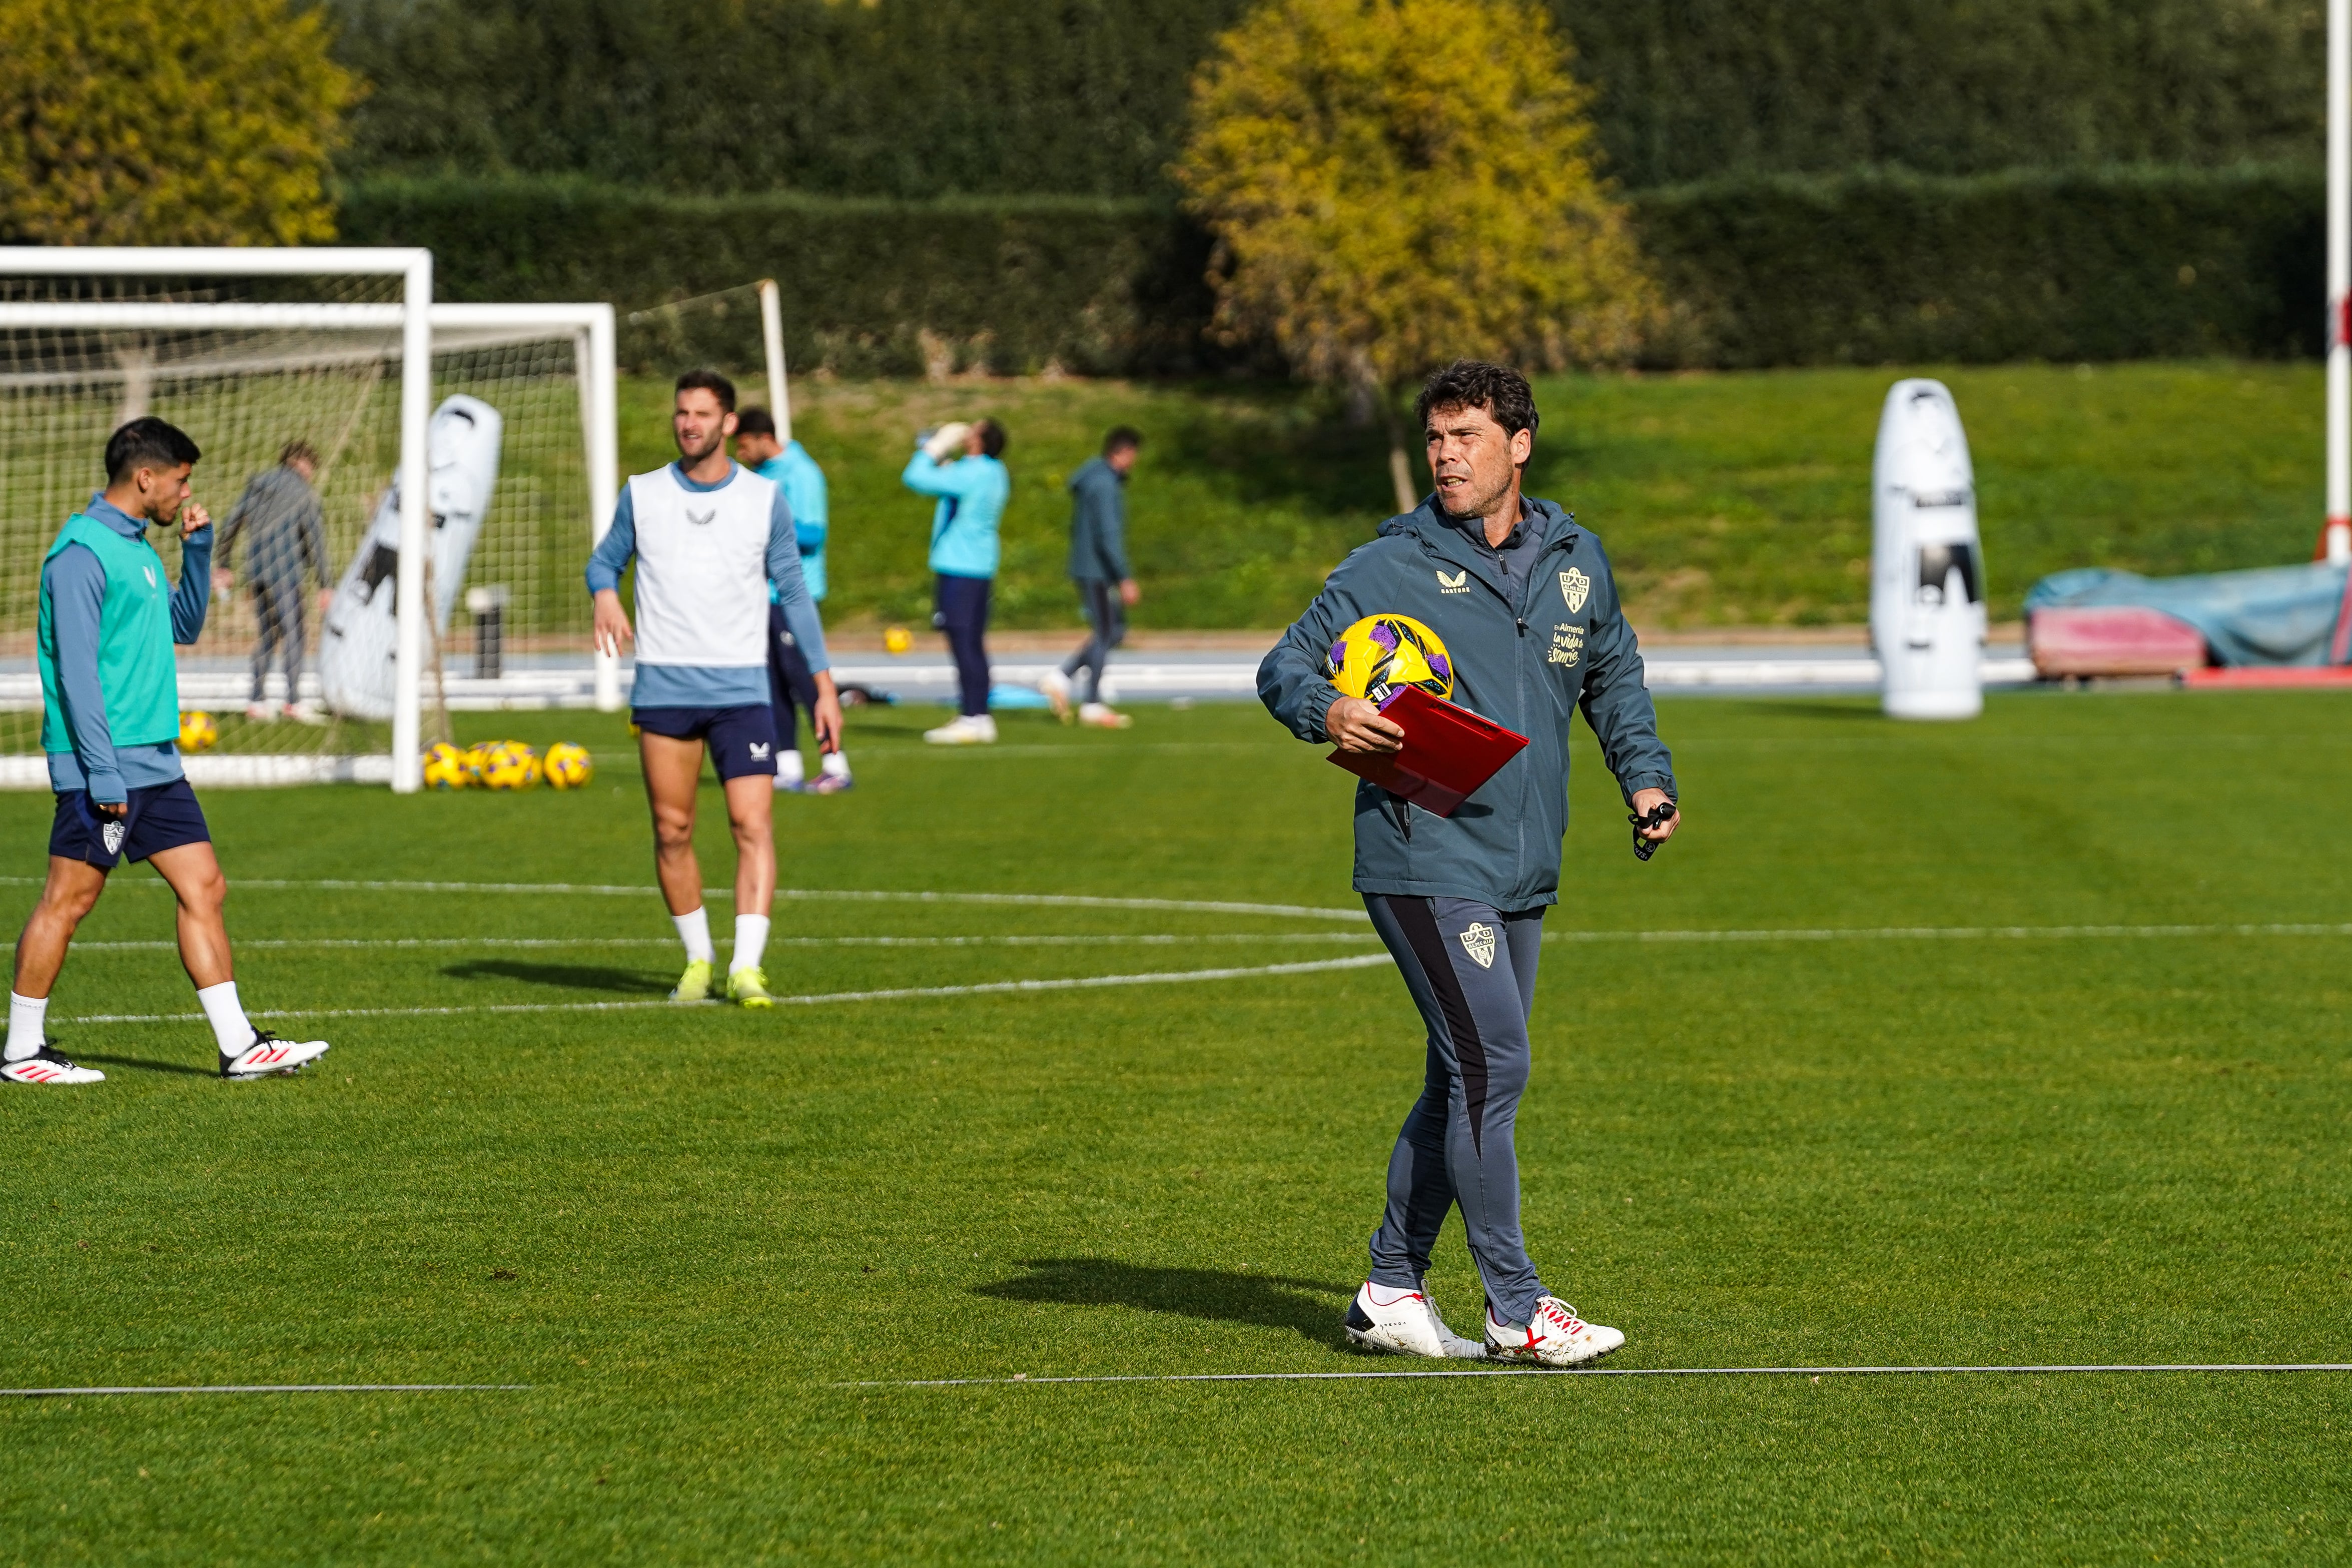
[1040,427,1142,728]
[214,439,329,722]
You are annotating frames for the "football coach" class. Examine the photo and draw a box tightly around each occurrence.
[1258,360,1679,1367]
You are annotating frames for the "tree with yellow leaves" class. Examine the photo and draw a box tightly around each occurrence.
[1177,0,1657,512]
[0,0,359,247]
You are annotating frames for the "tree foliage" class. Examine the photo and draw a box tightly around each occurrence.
[0,0,357,246]
[1176,0,1655,502]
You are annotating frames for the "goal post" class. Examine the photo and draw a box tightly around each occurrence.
[0,249,619,787]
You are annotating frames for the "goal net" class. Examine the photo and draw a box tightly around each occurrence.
[0,250,616,790]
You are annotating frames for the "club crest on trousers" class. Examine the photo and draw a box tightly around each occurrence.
[1458,921,1496,968]
[1558,567,1591,613]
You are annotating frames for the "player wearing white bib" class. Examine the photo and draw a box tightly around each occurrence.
[588,371,843,1006]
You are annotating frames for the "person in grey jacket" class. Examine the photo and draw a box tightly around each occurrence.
[1041,427,1141,727]
[1258,361,1679,1367]
[213,440,328,721]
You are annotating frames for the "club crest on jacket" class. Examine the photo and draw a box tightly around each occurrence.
[1558,568,1590,613]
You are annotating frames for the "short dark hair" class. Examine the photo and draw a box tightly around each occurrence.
[1414,361,1539,446]
[675,369,736,413]
[106,417,201,483]
[1103,426,1142,456]
[734,407,777,439]
[974,417,1007,459]
[279,439,318,468]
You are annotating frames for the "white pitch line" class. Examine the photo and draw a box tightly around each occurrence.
[0,878,1370,923]
[1545,922,2352,944]
[843,1362,2352,1388]
[71,932,1386,953]
[0,1383,528,1397]
[64,953,1397,1025]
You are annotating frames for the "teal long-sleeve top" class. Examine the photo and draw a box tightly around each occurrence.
[903,448,1008,579]
[758,442,829,601]
[44,495,212,802]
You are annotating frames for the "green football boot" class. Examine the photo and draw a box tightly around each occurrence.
[727,966,776,1009]
[669,958,713,1004]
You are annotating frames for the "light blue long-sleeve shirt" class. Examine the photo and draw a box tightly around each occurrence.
[45,495,212,801]
[758,443,829,602]
[585,460,830,709]
[904,448,1008,579]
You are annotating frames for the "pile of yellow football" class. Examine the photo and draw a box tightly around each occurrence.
[423,740,593,792]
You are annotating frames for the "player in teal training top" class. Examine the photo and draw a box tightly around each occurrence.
[3,417,332,1086]
[733,407,850,793]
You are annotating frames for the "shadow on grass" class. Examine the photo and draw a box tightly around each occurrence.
[973,1257,1351,1344]
[441,960,668,996]
[76,1053,211,1078]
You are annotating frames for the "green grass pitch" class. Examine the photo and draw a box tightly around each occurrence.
[3,691,2350,1561]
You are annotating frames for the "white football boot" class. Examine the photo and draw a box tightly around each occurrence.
[922,714,998,745]
[1484,1295,1625,1366]
[3,1046,105,1085]
[1344,1282,1487,1359]
[1037,668,1074,723]
[1078,702,1132,730]
[220,1031,330,1081]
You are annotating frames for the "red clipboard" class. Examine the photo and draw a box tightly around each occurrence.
[1326,685,1529,817]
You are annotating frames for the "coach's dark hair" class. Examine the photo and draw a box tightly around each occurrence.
[1414,361,1539,446]
[974,417,1007,459]
[105,417,201,483]
[1103,425,1142,456]
[675,368,737,413]
[279,438,319,469]
[735,406,777,439]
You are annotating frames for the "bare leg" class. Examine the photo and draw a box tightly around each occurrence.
[13,856,109,1000]
[722,772,776,919]
[639,730,708,917]
[145,841,234,989]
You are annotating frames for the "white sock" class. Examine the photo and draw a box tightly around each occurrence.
[673,907,714,964]
[821,750,850,778]
[196,981,258,1055]
[731,913,770,976]
[776,749,806,786]
[5,991,48,1062]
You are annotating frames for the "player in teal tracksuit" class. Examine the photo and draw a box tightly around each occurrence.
[3,417,330,1087]
[1259,361,1678,1365]
[904,420,1010,742]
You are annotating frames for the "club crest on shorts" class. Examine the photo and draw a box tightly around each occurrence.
[1558,567,1591,613]
[101,821,126,855]
[1458,921,1496,968]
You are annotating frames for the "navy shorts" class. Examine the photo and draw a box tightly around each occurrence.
[633,704,779,781]
[50,777,212,870]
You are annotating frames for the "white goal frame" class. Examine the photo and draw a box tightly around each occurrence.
[0,249,619,790]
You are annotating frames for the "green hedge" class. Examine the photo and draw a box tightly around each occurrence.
[339,165,2325,375]
[339,181,1227,377]
[1639,164,2324,367]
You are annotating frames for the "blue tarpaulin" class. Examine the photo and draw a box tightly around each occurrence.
[2025,562,2351,667]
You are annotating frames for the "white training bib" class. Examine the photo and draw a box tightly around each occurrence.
[627,465,772,668]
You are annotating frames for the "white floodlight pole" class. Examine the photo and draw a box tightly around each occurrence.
[390,252,435,793]
[758,279,792,443]
[2331,0,2350,566]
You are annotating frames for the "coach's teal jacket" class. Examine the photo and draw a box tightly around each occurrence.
[1258,497,1674,912]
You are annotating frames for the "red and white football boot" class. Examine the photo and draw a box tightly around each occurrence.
[220,1031,329,1081]
[1484,1295,1625,1366]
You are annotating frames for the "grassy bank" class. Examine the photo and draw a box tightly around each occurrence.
[618,362,2320,632]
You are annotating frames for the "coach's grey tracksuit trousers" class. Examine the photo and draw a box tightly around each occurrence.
[1363,893,1548,1325]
